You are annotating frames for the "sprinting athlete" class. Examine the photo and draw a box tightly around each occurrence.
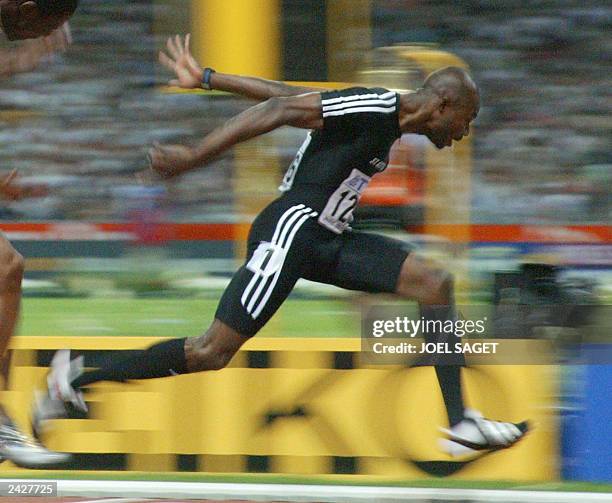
[34,34,528,455]
[0,9,76,467]
[0,0,77,40]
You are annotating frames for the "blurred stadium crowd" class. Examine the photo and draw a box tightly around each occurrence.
[0,0,609,224]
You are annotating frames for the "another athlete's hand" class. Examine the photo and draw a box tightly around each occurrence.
[146,143,197,180]
[0,170,48,200]
[159,34,203,89]
[0,170,22,200]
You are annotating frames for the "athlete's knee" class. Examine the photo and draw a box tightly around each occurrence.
[426,267,454,304]
[0,245,24,289]
[203,342,235,372]
[416,269,453,304]
[396,255,453,304]
[185,320,247,373]
[186,334,234,372]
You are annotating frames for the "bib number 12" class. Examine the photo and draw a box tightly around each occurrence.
[318,169,371,234]
[332,190,358,222]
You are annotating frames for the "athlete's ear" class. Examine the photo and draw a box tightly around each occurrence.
[401,93,441,126]
[425,94,444,119]
[18,1,39,22]
[438,96,449,114]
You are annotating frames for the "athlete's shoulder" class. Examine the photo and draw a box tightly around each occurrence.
[322,86,394,98]
[320,86,398,124]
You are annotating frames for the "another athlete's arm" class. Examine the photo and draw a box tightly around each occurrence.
[0,23,71,78]
[148,93,323,179]
[159,34,325,100]
[0,170,47,200]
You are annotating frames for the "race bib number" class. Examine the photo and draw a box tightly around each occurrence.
[318,169,371,234]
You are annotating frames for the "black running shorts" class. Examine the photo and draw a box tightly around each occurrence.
[215,197,412,336]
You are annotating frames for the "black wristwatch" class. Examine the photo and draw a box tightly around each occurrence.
[201,67,216,90]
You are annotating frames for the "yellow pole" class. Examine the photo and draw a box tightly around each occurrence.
[326,0,372,82]
[190,0,282,261]
[191,0,281,79]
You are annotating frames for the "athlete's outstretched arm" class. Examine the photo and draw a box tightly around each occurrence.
[147,92,323,179]
[159,34,325,101]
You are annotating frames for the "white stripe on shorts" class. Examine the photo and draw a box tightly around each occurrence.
[241,204,305,309]
[245,206,313,314]
[250,209,318,319]
[241,204,316,319]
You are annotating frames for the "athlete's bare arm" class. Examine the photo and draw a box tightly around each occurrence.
[0,23,71,78]
[0,25,70,199]
[0,169,47,200]
[148,92,323,179]
[207,72,325,101]
[159,34,325,101]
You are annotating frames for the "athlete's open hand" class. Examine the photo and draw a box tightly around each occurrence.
[0,170,48,200]
[159,34,203,89]
[146,143,197,180]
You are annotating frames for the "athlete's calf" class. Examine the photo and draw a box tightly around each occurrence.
[395,253,465,427]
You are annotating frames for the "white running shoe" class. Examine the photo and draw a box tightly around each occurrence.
[0,420,71,468]
[48,350,87,411]
[32,349,87,440]
[439,409,530,456]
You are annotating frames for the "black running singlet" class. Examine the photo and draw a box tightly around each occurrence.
[279,87,401,234]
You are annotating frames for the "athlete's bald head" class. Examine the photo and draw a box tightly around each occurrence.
[417,66,480,149]
[424,67,479,110]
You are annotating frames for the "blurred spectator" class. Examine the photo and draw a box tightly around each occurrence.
[0,0,608,224]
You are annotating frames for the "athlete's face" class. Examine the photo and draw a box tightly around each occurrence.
[425,98,479,149]
[0,0,68,40]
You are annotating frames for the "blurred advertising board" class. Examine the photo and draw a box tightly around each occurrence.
[4,337,557,479]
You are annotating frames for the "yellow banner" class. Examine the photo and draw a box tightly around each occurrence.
[3,344,558,479]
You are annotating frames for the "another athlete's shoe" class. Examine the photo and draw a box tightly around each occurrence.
[439,409,529,456]
[32,349,87,440]
[0,419,71,468]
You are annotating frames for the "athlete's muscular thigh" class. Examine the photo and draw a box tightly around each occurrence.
[0,232,19,261]
[0,232,24,286]
[216,202,317,337]
[306,230,410,294]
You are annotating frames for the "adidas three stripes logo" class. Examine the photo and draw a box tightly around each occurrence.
[321,91,397,118]
[241,204,317,319]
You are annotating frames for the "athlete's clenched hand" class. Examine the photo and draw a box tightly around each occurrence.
[147,143,197,179]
